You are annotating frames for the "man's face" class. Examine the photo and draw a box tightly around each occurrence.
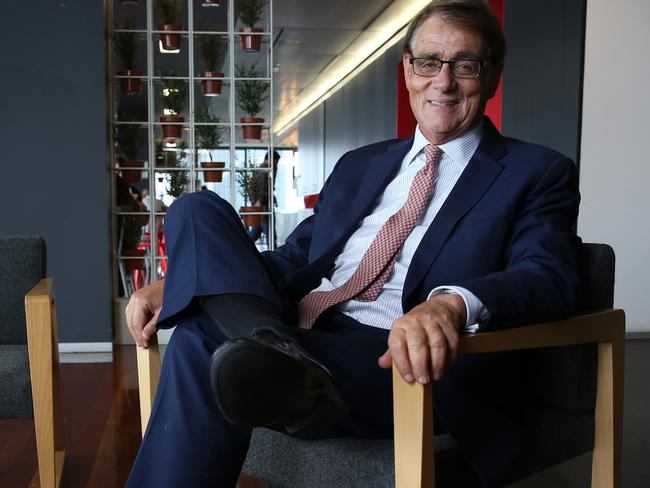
[403,15,501,144]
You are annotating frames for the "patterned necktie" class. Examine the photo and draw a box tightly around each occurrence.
[298,144,442,329]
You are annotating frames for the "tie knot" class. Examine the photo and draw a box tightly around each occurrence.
[424,144,442,164]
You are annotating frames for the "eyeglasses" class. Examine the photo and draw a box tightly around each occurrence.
[409,56,485,79]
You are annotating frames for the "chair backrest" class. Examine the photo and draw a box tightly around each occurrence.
[529,242,615,415]
[0,237,46,345]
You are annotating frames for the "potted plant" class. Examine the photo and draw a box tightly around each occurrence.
[195,103,226,182]
[165,141,189,199]
[160,72,187,139]
[115,110,145,183]
[153,0,182,52]
[197,30,226,96]
[114,19,143,95]
[121,215,147,272]
[237,0,266,52]
[235,63,269,141]
[237,162,266,228]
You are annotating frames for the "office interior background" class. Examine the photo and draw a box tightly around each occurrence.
[1,0,648,486]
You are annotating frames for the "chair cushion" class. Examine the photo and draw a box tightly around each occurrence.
[243,428,457,488]
[0,345,33,418]
[0,236,46,344]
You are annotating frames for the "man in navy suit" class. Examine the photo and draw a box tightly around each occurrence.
[125,1,580,486]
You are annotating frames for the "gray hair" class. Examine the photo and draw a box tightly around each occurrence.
[403,0,506,65]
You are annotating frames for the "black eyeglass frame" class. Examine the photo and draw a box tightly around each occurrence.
[408,56,487,79]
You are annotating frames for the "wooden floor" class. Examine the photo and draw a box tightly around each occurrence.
[0,346,266,488]
[0,347,142,488]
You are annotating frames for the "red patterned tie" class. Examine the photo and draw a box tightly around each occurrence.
[298,144,442,329]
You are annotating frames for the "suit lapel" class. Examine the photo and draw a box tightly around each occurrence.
[402,119,507,303]
[330,138,413,246]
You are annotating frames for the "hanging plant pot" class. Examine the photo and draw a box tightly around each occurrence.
[159,24,182,52]
[118,69,143,95]
[240,117,264,141]
[160,115,185,139]
[239,27,263,53]
[240,206,264,228]
[119,160,145,183]
[199,71,224,96]
[201,0,220,6]
[201,162,225,182]
[123,248,146,272]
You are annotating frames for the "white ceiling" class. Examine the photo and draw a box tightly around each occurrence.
[271,0,394,144]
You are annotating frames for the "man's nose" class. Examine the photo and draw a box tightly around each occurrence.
[432,63,456,91]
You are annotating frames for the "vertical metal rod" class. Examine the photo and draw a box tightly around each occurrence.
[146,0,157,284]
[188,0,196,194]
[229,0,237,210]
[106,0,117,296]
[268,0,274,250]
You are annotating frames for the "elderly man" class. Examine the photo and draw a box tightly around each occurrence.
[125,1,580,487]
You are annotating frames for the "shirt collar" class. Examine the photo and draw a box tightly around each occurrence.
[405,122,483,169]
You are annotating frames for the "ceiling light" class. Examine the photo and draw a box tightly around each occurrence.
[273,0,431,135]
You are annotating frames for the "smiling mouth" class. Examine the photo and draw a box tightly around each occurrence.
[429,100,457,107]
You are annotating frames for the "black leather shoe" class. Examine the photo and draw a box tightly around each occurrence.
[210,329,349,437]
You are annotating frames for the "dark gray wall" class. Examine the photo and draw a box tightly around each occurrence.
[502,0,586,164]
[1,2,112,343]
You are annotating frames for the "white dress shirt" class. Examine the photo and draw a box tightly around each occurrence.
[310,124,487,331]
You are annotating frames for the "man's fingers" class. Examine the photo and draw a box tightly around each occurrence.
[387,330,415,382]
[378,350,392,369]
[405,325,431,384]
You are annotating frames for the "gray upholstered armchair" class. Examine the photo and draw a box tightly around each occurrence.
[137,243,624,487]
[0,237,65,488]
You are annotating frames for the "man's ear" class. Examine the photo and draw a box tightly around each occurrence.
[402,53,413,89]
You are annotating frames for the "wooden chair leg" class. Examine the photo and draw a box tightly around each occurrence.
[136,335,161,437]
[393,366,434,488]
[591,312,625,488]
[25,278,65,488]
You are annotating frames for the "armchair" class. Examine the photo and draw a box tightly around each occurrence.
[137,243,623,487]
[0,237,65,488]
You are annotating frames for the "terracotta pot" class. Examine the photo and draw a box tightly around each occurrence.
[123,248,146,272]
[239,27,263,52]
[160,115,184,139]
[118,69,143,96]
[119,160,145,183]
[199,71,224,96]
[159,24,182,52]
[240,117,264,141]
[240,206,264,228]
[201,161,225,182]
[201,0,220,6]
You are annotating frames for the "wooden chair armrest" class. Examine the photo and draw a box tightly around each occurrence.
[25,277,54,305]
[136,335,161,437]
[24,277,66,487]
[393,309,626,488]
[458,309,625,354]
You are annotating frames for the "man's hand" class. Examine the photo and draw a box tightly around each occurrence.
[378,293,466,384]
[125,279,164,348]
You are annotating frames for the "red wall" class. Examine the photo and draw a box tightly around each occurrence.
[396,0,504,138]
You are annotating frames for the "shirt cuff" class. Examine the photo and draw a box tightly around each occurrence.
[428,286,488,333]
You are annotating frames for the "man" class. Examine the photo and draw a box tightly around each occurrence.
[247,150,281,245]
[125,1,580,486]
